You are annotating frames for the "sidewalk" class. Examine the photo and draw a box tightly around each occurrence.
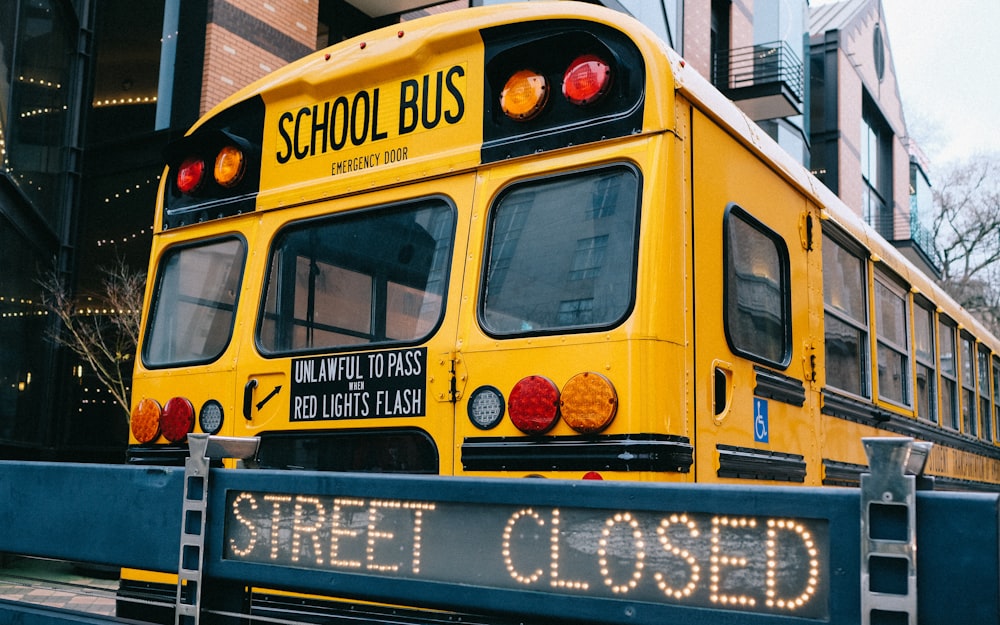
[0,556,117,616]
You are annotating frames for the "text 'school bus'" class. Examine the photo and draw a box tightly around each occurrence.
[120,1,1000,621]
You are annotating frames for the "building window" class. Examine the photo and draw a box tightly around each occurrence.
[569,235,609,281]
[724,205,791,367]
[874,271,909,406]
[861,94,893,239]
[823,233,869,398]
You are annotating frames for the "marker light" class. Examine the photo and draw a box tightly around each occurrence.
[199,399,224,435]
[468,385,505,430]
[560,372,618,433]
[131,398,162,444]
[562,54,612,106]
[214,145,246,188]
[161,396,195,442]
[500,70,549,121]
[176,156,206,194]
[508,376,560,434]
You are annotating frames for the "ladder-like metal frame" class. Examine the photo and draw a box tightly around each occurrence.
[175,434,259,625]
[860,437,932,625]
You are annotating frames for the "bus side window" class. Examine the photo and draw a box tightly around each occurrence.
[993,355,1000,442]
[913,301,937,423]
[978,344,992,442]
[938,319,959,430]
[873,271,910,407]
[961,333,978,437]
[722,204,791,367]
[822,233,869,398]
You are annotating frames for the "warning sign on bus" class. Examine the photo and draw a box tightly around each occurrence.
[290,348,426,421]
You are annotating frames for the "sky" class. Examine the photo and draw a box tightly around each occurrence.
[880,0,1000,167]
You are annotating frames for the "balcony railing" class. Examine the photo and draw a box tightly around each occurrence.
[868,209,941,277]
[713,40,805,120]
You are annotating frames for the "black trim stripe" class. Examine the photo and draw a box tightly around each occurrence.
[462,434,693,473]
[716,444,806,482]
[754,365,805,406]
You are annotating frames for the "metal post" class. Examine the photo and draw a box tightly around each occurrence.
[175,435,260,625]
[860,437,931,625]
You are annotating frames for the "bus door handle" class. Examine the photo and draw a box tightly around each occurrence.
[243,379,258,420]
[712,360,733,425]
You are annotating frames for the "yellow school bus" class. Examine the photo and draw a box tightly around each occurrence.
[120,1,1000,620]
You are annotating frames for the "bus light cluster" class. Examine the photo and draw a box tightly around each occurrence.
[131,396,224,444]
[499,54,612,121]
[175,144,247,195]
[468,372,618,435]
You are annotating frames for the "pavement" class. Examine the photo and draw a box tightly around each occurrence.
[0,556,118,617]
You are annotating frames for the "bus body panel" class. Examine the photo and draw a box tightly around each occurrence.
[453,135,693,481]
[689,106,823,486]
[230,174,479,474]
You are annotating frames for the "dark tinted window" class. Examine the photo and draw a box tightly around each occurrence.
[481,166,639,336]
[724,205,791,366]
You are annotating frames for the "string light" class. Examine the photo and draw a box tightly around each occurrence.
[18,75,62,90]
[96,228,151,248]
[92,96,157,107]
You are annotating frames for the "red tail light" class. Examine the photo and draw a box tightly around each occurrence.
[161,397,195,442]
[176,156,206,194]
[508,376,560,434]
[562,54,612,106]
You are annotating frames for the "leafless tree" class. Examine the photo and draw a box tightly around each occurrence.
[930,153,1000,335]
[39,260,145,422]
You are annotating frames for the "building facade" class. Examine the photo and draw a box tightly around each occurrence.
[809,0,936,275]
[0,0,930,461]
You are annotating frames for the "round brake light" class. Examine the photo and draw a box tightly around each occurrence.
[508,376,560,434]
[176,156,205,194]
[214,145,246,188]
[560,372,618,433]
[199,399,224,435]
[161,397,195,442]
[131,398,162,444]
[562,54,612,106]
[468,385,505,430]
[500,70,549,121]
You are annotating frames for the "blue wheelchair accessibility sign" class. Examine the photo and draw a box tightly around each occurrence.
[754,398,769,443]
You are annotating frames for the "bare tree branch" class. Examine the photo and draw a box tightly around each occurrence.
[38,259,145,422]
[930,154,1000,335]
